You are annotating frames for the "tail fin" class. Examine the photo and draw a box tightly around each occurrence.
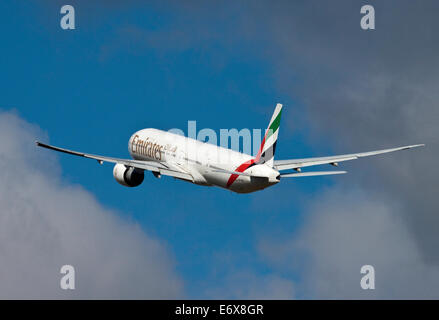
[255,103,282,167]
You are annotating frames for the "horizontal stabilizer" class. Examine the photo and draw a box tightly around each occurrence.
[281,171,347,178]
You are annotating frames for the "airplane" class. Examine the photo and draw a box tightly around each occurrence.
[36,104,424,193]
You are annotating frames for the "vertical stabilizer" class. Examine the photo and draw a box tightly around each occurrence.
[255,103,282,167]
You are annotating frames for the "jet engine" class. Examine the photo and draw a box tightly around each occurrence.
[113,163,144,187]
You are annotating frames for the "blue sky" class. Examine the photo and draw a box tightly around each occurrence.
[0,1,387,298]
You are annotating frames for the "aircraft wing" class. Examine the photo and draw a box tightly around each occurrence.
[35,141,194,181]
[274,144,424,171]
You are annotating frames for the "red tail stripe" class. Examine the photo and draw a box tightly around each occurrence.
[226,159,256,188]
[226,128,271,188]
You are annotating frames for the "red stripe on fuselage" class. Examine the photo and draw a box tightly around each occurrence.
[226,159,256,188]
[226,130,270,188]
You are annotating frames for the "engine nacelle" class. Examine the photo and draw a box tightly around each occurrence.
[113,163,144,187]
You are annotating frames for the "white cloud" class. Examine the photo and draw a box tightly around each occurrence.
[259,188,439,299]
[0,110,183,299]
[205,271,295,299]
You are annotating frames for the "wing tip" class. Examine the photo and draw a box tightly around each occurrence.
[406,143,425,149]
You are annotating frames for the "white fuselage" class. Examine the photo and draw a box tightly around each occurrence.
[128,129,280,193]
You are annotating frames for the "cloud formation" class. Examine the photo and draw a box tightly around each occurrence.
[250,0,439,298]
[259,189,439,299]
[9,0,438,299]
[133,0,439,298]
[205,271,295,299]
[0,110,182,299]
